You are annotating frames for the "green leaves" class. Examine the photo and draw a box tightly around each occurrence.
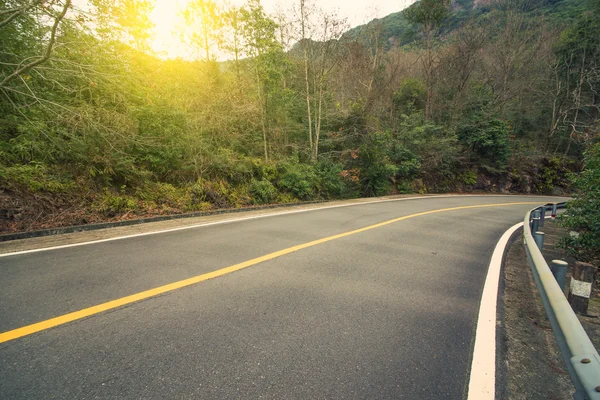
[404,0,451,29]
[458,115,510,170]
[559,142,600,265]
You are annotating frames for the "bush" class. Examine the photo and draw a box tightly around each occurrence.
[94,189,139,217]
[277,163,317,200]
[532,156,574,194]
[458,114,510,170]
[0,163,75,193]
[558,143,600,265]
[135,182,186,208]
[355,132,398,196]
[249,179,278,204]
[395,115,459,190]
[393,78,427,114]
[314,161,351,199]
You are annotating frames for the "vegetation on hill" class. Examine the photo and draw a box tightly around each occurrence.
[0,0,597,233]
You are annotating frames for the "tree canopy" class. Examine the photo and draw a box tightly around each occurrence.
[0,0,596,233]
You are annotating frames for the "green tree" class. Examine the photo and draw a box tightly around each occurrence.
[239,0,286,161]
[403,0,450,120]
[182,0,222,62]
[0,0,72,90]
[221,6,244,79]
[559,142,600,265]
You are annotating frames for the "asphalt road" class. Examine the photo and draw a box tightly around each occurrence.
[0,195,565,399]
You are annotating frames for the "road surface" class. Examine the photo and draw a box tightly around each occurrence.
[0,195,564,399]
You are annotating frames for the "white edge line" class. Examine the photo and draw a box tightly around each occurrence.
[1,195,546,258]
[467,221,523,400]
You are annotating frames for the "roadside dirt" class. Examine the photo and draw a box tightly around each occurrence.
[500,230,572,400]
[500,218,600,400]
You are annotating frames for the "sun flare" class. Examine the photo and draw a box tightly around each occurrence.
[149,0,191,58]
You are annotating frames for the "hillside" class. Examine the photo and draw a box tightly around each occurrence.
[0,0,597,234]
[341,0,586,48]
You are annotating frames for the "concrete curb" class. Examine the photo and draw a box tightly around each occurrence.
[0,201,326,242]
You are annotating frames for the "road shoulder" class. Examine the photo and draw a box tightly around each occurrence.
[499,230,572,399]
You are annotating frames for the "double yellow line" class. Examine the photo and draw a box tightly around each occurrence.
[0,202,539,344]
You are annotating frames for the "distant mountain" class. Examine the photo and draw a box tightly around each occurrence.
[337,0,585,49]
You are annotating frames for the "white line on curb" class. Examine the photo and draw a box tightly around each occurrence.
[467,221,523,400]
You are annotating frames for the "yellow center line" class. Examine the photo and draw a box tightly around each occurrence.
[0,202,540,344]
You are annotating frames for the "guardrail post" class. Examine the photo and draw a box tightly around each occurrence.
[569,262,597,315]
[552,203,558,219]
[539,206,545,227]
[532,217,541,233]
[551,260,569,292]
[533,231,545,251]
[524,203,600,400]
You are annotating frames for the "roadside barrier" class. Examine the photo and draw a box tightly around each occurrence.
[524,203,600,400]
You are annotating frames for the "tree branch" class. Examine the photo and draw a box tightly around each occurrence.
[0,0,45,29]
[0,0,71,89]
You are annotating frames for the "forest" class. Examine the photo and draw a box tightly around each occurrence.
[0,0,598,233]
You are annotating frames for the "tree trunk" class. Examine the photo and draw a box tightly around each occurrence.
[425,24,432,121]
[300,0,314,158]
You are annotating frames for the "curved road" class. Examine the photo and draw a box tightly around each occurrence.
[0,195,564,399]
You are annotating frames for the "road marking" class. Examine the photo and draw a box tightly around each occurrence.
[0,195,560,258]
[467,221,523,400]
[0,202,540,344]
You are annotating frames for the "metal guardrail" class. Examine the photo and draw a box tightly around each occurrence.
[524,202,600,400]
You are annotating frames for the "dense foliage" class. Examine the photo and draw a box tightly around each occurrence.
[559,142,600,265]
[0,0,597,233]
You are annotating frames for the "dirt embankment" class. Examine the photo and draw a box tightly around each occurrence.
[500,219,600,399]
[500,230,572,399]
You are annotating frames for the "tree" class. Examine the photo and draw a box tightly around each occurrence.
[182,0,222,62]
[93,0,153,50]
[296,1,347,160]
[552,0,600,153]
[239,0,285,161]
[0,0,72,90]
[221,6,244,79]
[559,142,600,265]
[403,0,450,120]
[299,0,314,157]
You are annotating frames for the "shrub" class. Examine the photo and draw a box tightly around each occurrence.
[458,115,510,170]
[532,156,574,194]
[314,161,350,199]
[94,189,139,217]
[354,132,398,196]
[558,143,600,265]
[0,163,75,193]
[393,78,426,114]
[277,163,317,200]
[249,179,278,204]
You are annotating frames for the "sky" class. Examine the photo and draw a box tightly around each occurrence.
[149,0,414,59]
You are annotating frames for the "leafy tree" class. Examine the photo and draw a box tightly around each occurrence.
[182,0,222,62]
[559,142,600,265]
[239,0,286,161]
[403,0,451,120]
[0,0,72,90]
[221,6,244,79]
[393,78,427,114]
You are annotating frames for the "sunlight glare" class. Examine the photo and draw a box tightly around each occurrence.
[149,0,191,59]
